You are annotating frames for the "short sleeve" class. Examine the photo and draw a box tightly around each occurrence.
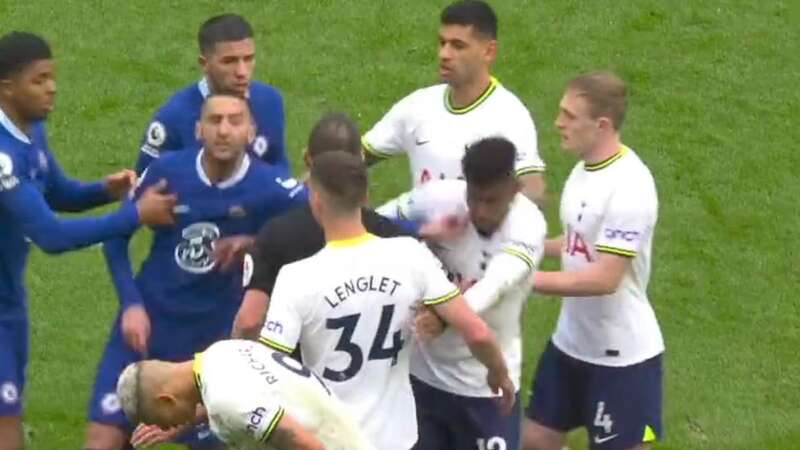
[412,241,459,306]
[595,185,657,257]
[362,92,416,159]
[259,266,305,353]
[245,221,285,294]
[505,104,546,176]
[207,385,285,445]
[500,202,547,270]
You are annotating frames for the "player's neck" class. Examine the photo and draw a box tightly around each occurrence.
[449,72,493,109]
[583,135,623,165]
[322,211,368,244]
[0,100,32,137]
[201,151,244,184]
[174,361,202,405]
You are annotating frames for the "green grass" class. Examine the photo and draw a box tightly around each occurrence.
[2,1,798,449]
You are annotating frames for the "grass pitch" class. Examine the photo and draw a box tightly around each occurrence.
[1,1,797,449]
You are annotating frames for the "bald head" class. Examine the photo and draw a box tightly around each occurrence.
[117,360,196,427]
[307,112,362,158]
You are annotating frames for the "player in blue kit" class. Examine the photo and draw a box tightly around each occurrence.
[135,14,290,175]
[0,32,176,450]
[84,94,306,450]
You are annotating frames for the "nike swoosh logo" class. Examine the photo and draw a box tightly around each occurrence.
[594,434,619,444]
[415,139,430,146]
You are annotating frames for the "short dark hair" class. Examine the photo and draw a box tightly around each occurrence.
[307,112,361,157]
[462,137,516,186]
[0,32,52,79]
[310,151,368,214]
[198,14,253,55]
[441,1,498,39]
[567,71,628,130]
[201,93,252,118]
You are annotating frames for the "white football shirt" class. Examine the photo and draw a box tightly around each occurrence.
[260,234,459,450]
[363,77,545,187]
[552,146,665,366]
[194,340,372,450]
[391,179,546,397]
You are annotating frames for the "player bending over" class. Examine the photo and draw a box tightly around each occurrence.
[117,339,373,450]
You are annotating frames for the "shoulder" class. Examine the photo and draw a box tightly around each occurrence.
[260,206,314,240]
[250,160,304,192]
[615,148,657,195]
[508,195,547,240]
[493,83,530,112]
[395,84,445,110]
[156,83,203,120]
[250,81,284,103]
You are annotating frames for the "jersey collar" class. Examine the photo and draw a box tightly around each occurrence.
[197,78,211,99]
[192,352,204,397]
[584,146,628,172]
[444,76,499,115]
[0,105,31,144]
[196,148,251,189]
[327,232,376,249]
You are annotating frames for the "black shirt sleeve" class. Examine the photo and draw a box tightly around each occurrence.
[246,220,285,295]
[362,207,415,238]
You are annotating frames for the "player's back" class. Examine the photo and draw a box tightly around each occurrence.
[198,340,372,450]
[267,235,435,450]
[134,149,304,317]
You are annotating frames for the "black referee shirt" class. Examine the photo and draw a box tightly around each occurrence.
[246,204,412,295]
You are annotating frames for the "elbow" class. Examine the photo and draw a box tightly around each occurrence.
[464,321,493,349]
[32,233,73,254]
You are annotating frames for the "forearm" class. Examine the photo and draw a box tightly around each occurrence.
[465,327,507,376]
[232,290,269,340]
[533,266,618,297]
[103,234,143,309]
[544,236,563,259]
[48,180,111,212]
[464,253,530,314]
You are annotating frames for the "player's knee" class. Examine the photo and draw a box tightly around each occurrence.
[521,418,565,450]
[84,422,128,450]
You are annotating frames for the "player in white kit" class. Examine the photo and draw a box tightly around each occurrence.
[362,0,546,205]
[383,137,546,450]
[115,339,372,450]
[260,151,515,450]
[523,72,664,450]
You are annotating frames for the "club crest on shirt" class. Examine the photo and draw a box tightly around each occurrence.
[175,222,220,274]
[253,135,269,156]
[0,152,19,191]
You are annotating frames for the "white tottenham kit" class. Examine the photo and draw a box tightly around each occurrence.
[389,179,546,397]
[553,146,664,366]
[260,234,460,450]
[363,77,545,187]
[194,340,372,450]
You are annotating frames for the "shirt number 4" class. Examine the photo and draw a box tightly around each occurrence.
[323,304,404,382]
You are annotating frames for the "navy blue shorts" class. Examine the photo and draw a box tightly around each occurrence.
[88,307,235,446]
[0,319,27,417]
[526,341,663,450]
[411,376,521,450]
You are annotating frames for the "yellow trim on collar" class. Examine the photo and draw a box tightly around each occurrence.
[327,233,376,249]
[585,146,628,172]
[444,77,499,114]
[193,352,204,391]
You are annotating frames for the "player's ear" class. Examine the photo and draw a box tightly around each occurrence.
[198,54,208,72]
[195,121,202,141]
[155,393,178,408]
[485,39,498,64]
[303,150,312,169]
[0,78,12,98]
[597,116,614,132]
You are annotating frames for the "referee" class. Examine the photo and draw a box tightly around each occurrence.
[231,112,414,339]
